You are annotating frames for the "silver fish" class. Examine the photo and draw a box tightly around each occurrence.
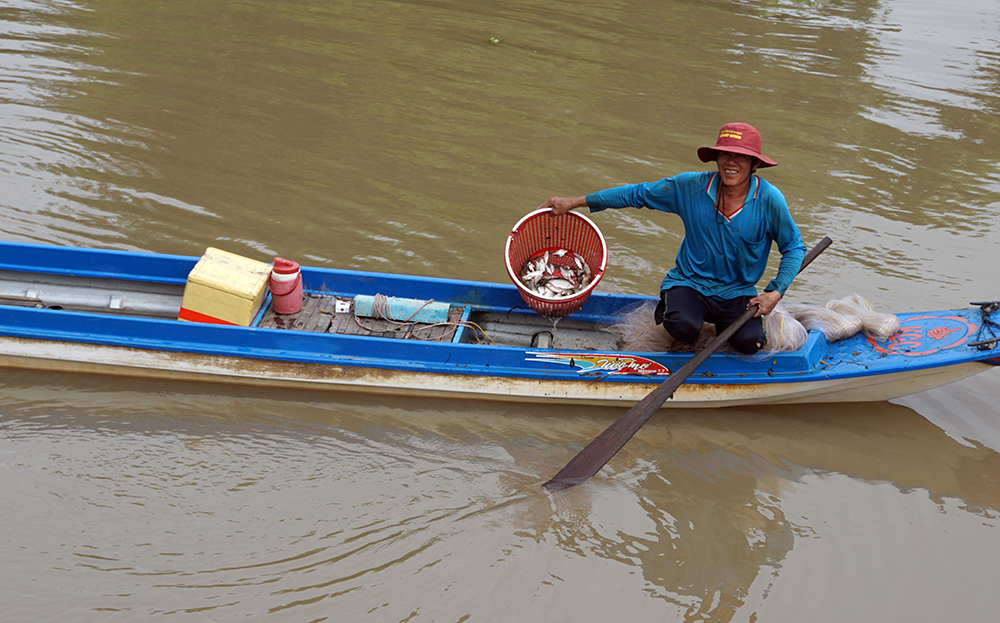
[519,248,595,300]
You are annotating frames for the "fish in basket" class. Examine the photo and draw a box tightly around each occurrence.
[504,208,608,318]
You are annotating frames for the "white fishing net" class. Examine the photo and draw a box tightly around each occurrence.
[761,303,809,352]
[610,293,900,354]
[609,300,716,352]
[781,302,861,343]
[785,293,900,343]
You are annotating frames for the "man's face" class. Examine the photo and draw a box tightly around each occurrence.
[716,151,756,188]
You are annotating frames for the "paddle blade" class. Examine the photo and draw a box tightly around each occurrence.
[542,411,655,490]
[543,371,685,490]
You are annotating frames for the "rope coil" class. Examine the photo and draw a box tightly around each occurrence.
[352,294,494,344]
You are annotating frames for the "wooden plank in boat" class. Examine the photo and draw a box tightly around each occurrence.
[260,293,332,332]
[262,294,462,343]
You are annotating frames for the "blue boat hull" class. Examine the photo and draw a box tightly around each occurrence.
[0,242,996,407]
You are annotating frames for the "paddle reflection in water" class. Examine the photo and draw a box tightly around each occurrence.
[2,370,999,621]
[542,399,1000,621]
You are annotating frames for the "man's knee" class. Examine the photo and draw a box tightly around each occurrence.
[729,334,764,355]
[663,313,702,343]
[729,321,766,355]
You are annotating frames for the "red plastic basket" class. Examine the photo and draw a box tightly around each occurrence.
[504,208,608,318]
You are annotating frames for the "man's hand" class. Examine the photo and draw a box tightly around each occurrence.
[538,196,587,215]
[749,290,782,317]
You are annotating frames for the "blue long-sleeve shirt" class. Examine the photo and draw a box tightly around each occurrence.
[585,171,806,299]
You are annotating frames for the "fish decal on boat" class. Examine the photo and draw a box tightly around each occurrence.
[927,326,961,340]
[527,351,671,376]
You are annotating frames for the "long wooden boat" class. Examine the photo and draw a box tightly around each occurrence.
[0,241,996,407]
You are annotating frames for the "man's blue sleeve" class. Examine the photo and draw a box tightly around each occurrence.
[584,178,681,213]
[763,190,807,296]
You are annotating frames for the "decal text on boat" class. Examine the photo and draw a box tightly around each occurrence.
[869,315,978,357]
[526,352,670,376]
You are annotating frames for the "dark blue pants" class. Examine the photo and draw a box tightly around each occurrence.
[655,286,766,355]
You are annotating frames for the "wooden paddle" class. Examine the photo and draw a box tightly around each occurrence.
[543,236,833,492]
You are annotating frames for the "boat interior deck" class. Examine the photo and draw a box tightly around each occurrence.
[0,267,622,351]
[259,293,621,350]
[259,293,468,343]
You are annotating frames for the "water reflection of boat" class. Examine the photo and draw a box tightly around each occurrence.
[0,241,996,407]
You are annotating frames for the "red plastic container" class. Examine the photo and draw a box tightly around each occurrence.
[269,257,303,314]
[504,208,608,318]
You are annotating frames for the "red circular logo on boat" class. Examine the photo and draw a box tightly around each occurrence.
[869,315,978,357]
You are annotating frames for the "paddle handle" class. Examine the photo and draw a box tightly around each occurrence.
[543,236,832,491]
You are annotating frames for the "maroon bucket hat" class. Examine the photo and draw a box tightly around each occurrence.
[697,122,777,168]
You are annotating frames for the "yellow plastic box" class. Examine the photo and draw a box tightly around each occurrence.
[178,248,272,326]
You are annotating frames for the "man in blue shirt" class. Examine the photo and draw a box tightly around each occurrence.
[538,123,806,355]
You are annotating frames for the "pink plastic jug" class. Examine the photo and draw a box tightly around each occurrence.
[269,257,303,314]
